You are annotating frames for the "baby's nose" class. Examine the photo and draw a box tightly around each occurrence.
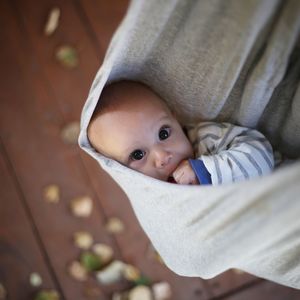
[153,148,172,168]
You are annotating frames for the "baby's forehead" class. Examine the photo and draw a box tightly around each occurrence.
[116,80,164,102]
[115,84,165,110]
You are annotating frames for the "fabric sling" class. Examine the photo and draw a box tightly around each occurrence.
[79,0,300,289]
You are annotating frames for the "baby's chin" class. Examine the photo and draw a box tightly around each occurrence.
[128,166,170,182]
[145,171,172,182]
[155,166,178,182]
[152,173,170,182]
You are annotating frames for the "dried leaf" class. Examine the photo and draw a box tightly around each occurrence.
[44,7,60,36]
[123,264,141,281]
[56,46,79,68]
[70,196,93,217]
[92,243,114,265]
[152,282,172,300]
[133,276,151,287]
[105,217,125,234]
[0,283,7,300]
[30,272,43,287]
[95,260,125,285]
[34,290,60,300]
[68,261,88,281]
[80,251,102,272]
[128,285,153,300]
[61,121,80,144]
[73,231,93,249]
[44,185,60,203]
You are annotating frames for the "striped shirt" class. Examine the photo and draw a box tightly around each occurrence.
[187,122,274,185]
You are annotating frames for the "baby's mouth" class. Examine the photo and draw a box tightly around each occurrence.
[167,176,176,183]
[165,162,178,180]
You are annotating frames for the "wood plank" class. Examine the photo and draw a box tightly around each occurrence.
[13,0,210,298]
[206,269,260,297]
[223,280,300,300]
[0,1,125,298]
[0,142,59,299]
[75,0,130,54]
[12,0,102,120]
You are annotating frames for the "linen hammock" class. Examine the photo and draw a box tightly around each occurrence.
[79,0,300,289]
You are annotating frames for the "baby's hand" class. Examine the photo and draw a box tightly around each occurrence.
[172,160,199,185]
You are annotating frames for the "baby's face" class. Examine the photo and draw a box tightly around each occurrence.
[88,89,193,181]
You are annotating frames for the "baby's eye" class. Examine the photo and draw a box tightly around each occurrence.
[159,126,171,140]
[130,149,145,161]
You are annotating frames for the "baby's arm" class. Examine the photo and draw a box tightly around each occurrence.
[187,122,274,185]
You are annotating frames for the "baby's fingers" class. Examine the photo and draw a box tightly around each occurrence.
[173,171,185,184]
[173,170,197,185]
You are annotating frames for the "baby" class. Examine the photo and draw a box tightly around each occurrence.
[88,80,274,185]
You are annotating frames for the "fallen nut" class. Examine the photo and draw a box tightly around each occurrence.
[61,121,80,145]
[128,285,153,300]
[44,7,60,36]
[123,264,141,281]
[92,243,114,265]
[30,272,43,287]
[73,231,93,249]
[44,185,60,203]
[68,261,88,281]
[105,217,125,234]
[70,196,93,217]
[233,268,245,275]
[95,260,125,285]
[152,282,172,300]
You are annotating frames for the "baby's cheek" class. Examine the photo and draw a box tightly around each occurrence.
[181,141,193,159]
[129,161,145,175]
[179,132,193,156]
[138,163,164,180]
[173,134,190,155]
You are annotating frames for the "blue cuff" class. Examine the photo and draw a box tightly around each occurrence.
[189,159,212,185]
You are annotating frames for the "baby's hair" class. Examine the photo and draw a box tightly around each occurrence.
[91,80,154,122]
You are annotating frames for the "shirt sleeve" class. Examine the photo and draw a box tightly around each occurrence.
[187,122,275,185]
[189,159,212,185]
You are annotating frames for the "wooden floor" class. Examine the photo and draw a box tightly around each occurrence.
[0,1,299,299]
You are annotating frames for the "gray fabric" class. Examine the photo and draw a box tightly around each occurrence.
[79,0,300,288]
